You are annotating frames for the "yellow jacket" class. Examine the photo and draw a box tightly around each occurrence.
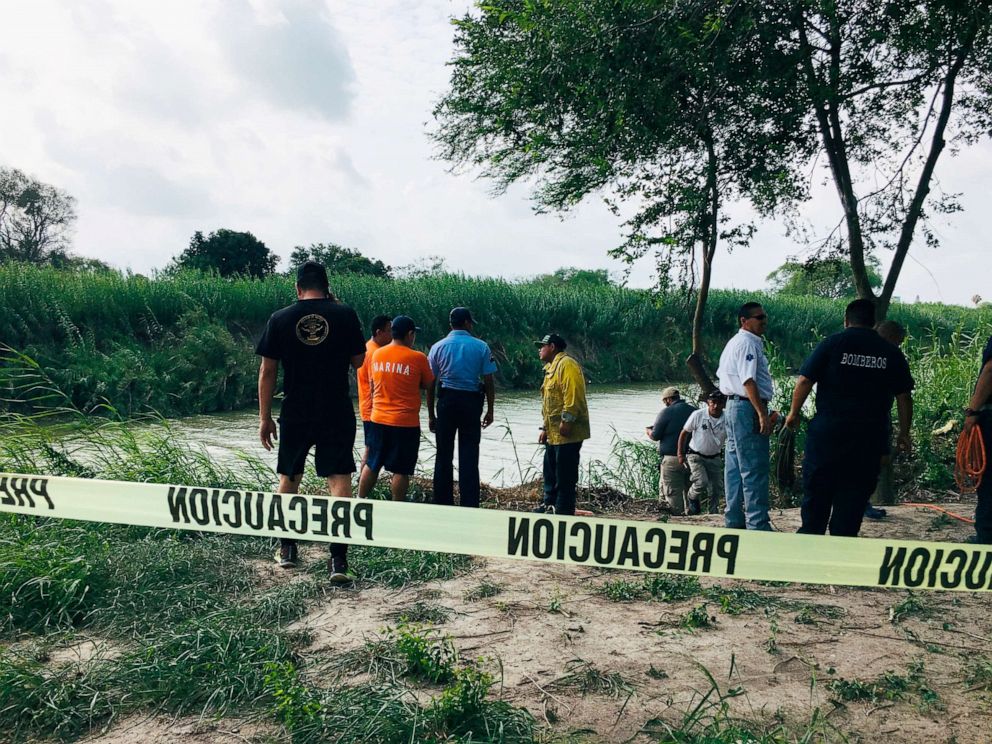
[541,352,590,445]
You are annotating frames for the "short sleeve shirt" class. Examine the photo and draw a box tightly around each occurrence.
[255,298,365,423]
[370,344,435,428]
[683,409,727,456]
[799,327,914,426]
[357,338,381,422]
[428,330,498,392]
[716,329,774,400]
[650,399,694,456]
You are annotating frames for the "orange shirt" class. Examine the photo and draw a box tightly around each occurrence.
[357,338,380,421]
[370,344,434,428]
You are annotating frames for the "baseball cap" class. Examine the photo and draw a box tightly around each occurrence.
[449,307,474,326]
[661,386,680,400]
[391,315,420,337]
[296,260,328,288]
[534,333,567,350]
[706,390,727,402]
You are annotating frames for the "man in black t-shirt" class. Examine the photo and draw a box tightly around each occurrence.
[964,335,992,544]
[256,261,366,583]
[785,299,915,537]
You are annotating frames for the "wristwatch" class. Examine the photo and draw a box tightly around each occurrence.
[964,408,980,418]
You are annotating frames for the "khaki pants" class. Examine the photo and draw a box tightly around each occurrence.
[687,454,724,514]
[660,455,689,515]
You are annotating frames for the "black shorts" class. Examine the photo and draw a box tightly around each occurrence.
[366,422,420,476]
[362,420,374,443]
[277,418,356,477]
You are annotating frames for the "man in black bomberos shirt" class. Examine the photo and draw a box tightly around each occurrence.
[256,261,366,583]
[785,299,914,537]
[964,334,992,544]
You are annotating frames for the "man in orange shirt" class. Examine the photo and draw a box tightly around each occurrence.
[359,315,434,501]
[357,315,393,470]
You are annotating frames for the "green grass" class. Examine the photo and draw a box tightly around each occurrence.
[3,263,990,420]
[0,407,480,742]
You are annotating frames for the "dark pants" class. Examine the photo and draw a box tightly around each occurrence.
[798,418,883,537]
[976,413,992,544]
[433,388,484,508]
[542,441,582,516]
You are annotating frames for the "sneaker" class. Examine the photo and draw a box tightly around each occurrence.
[531,503,556,514]
[276,542,298,569]
[687,499,702,516]
[864,505,887,520]
[328,558,353,586]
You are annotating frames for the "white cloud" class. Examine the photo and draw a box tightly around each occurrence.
[0,0,987,304]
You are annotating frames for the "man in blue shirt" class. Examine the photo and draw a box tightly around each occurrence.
[785,299,914,537]
[427,307,497,508]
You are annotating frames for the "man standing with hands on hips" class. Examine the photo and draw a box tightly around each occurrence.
[716,302,774,530]
[534,334,590,516]
[427,307,497,508]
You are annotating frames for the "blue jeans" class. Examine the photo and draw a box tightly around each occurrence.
[724,398,771,530]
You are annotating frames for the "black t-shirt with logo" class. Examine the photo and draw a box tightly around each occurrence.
[799,327,914,428]
[255,298,365,423]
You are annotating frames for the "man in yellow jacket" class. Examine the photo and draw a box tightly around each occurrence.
[534,333,590,515]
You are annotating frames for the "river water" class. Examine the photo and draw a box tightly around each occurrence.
[169,383,676,487]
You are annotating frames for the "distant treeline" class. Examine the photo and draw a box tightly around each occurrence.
[1,264,989,418]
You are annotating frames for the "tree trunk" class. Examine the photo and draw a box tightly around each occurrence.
[876,24,977,320]
[686,131,719,398]
[795,10,876,303]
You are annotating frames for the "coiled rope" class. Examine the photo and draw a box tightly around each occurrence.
[955,425,986,494]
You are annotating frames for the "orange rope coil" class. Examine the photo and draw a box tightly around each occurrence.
[955,426,986,495]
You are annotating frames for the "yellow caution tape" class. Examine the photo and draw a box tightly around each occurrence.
[0,473,988,592]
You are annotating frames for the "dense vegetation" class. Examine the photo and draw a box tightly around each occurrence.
[2,263,989,419]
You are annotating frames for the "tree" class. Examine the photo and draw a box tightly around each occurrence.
[767,256,883,299]
[288,243,391,278]
[532,267,613,288]
[394,255,451,280]
[773,1,992,318]
[433,0,807,389]
[174,229,277,278]
[0,167,77,265]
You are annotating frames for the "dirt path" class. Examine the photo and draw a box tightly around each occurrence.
[82,503,992,743]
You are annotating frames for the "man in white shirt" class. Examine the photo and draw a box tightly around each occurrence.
[677,391,727,515]
[715,302,774,530]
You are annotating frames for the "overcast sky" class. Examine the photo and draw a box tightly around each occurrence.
[1,0,989,305]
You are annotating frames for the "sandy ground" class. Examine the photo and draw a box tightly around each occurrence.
[75,501,992,743]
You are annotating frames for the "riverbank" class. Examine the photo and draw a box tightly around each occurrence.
[2,263,990,419]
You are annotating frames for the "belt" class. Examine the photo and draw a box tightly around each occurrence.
[688,449,721,459]
[727,394,770,403]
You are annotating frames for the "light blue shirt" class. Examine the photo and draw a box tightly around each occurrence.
[428,330,498,392]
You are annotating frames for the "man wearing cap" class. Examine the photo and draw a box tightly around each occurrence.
[677,391,727,515]
[534,334,590,515]
[716,302,774,531]
[357,315,393,471]
[256,261,366,583]
[646,388,695,515]
[358,316,434,502]
[427,307,497,508]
